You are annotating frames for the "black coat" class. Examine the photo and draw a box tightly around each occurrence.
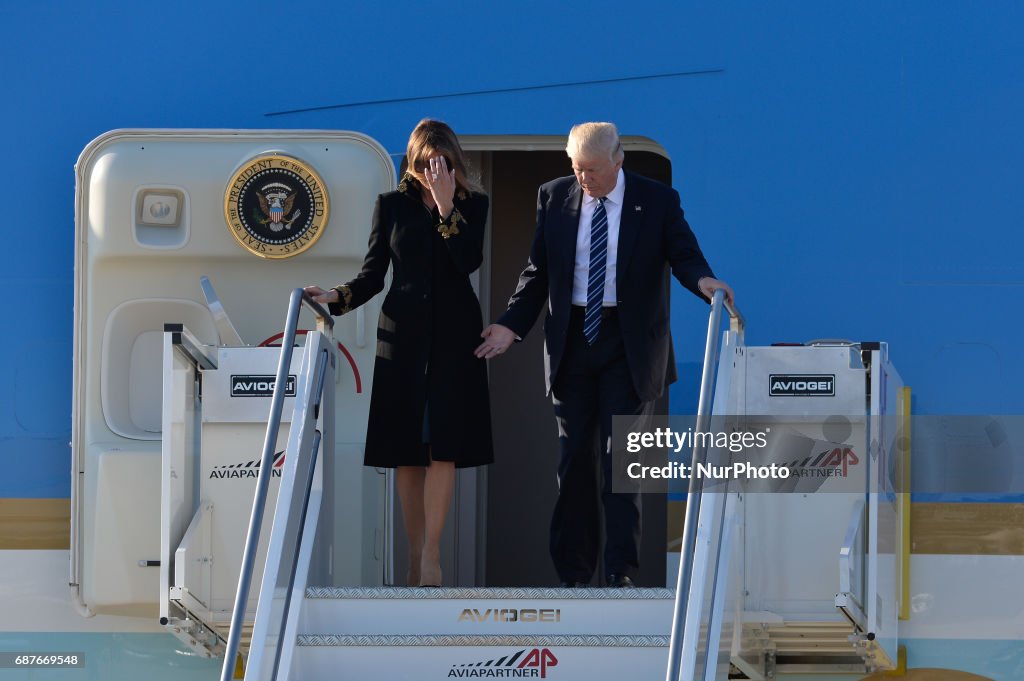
[329,176,494,468]
[498,171,715,402]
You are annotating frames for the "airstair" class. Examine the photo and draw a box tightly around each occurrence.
[71,128,906,679]
[191,289,908,681]
[661,294,907,680]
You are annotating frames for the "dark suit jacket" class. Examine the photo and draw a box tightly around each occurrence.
[497,170,714,402]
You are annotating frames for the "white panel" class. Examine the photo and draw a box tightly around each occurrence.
[200,347,302,423]
[128,330,164,432]
[160,338,198,621]
[100,298,217,440]
[300,597,675,637]
[902,554,1024,640]
[293,645,668,681]
[744,345,866,416]
[200,424,288,613]
[740,345,871,619]
[87,449,162,612]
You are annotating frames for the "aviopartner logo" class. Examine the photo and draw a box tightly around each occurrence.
[209,450,285,480]
[449,648,557,678]
[784,447,860,478]
[224,154,330,259]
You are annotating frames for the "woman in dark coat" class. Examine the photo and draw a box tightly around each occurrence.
[305,119,493,587]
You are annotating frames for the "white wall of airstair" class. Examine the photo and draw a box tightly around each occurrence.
[290,586,676,681]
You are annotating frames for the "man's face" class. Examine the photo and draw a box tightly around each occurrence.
[570,152,622,198]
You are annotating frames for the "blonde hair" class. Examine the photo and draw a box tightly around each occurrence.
[405,118,482,194]
[566,122,624,163]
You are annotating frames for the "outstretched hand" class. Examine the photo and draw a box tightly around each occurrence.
[475,324,517,359]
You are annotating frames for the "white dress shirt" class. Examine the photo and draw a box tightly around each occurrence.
[572,168,625,306]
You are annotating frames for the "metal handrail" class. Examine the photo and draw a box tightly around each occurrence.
[219,289,334,681]
[724,298,745,343]
[665,289,743,681]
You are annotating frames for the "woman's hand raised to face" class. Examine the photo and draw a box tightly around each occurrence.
[421,155,456,218]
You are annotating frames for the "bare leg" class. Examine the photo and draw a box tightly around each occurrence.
[396,466,426,586]
[420,458,455,586]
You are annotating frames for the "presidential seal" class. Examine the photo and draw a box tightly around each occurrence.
[224,154,329,258]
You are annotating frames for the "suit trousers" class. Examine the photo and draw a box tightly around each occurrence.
[550,307,653,583]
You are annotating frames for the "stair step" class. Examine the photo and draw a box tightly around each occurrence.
[305,586,676,599]
[301,587,676,637]
[286,587,869,678]
[292,634,669,681]
[297,634,669,646]
[212,622,253,654]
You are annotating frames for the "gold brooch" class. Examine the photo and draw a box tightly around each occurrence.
[437,207,466,240]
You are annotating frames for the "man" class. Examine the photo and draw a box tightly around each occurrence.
[476,122,734,588]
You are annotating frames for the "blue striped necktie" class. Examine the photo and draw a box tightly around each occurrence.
[584,197,608,345]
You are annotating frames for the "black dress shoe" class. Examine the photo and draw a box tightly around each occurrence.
[606,574,635,588]
[559,581,588,588]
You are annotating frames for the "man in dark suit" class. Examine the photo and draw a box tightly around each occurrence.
[476,122,733,587]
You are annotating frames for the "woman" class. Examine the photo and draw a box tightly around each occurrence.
[305,119,493,587]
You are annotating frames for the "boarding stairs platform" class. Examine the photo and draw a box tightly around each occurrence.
[155,287,907,681]
[292,586,675,679]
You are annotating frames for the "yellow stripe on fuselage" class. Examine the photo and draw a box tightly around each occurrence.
[910,502,1024,555]
[667,501,1024,556]
[0,498,70,549]
[4,497,1022,555]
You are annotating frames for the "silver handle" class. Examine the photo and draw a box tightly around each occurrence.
[219,288,331,681]
[665,289,741,681]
